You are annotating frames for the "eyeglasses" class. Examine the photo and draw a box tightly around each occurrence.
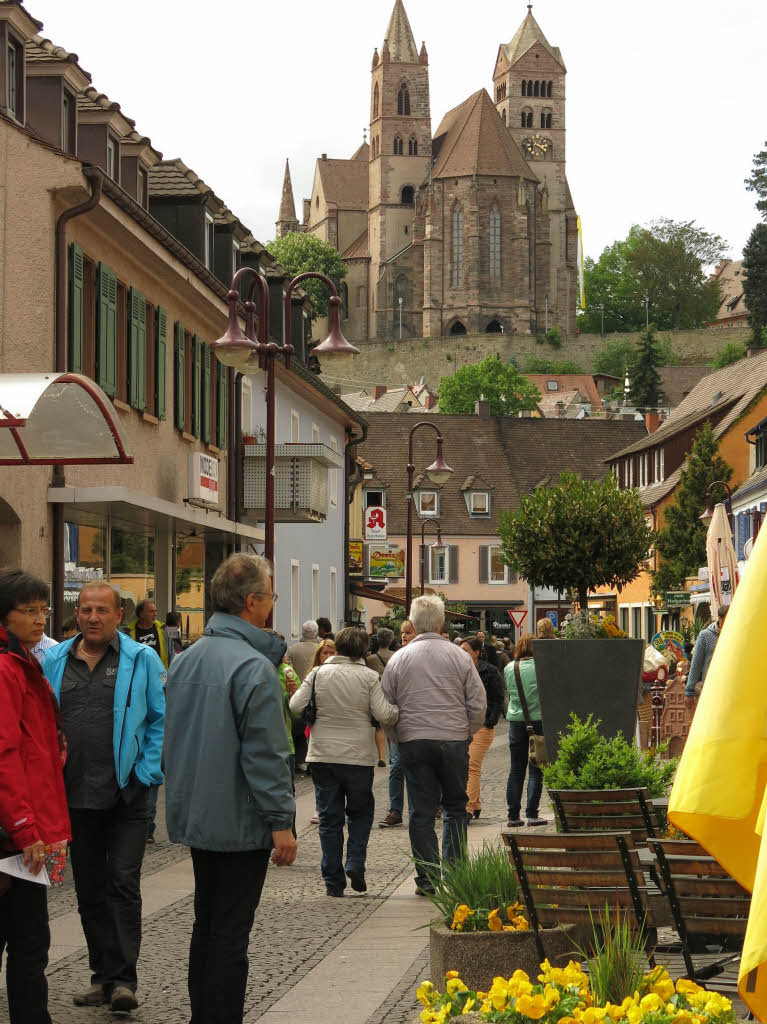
[14,606,52,617]
[253,592,278,602]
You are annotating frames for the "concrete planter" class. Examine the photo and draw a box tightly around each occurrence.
[429,923,578,993]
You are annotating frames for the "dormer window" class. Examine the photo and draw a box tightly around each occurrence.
[468,491,490,517]
[546,380,558,391]
[232,238,241,277]
[204,212,215,270]
[137,166,148,208]
[417,490,439,517]
[106,136,117,180]
[6,35,23,120]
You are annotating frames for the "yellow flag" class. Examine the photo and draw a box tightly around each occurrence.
[669,520,767,1018]
[577,216,585,310]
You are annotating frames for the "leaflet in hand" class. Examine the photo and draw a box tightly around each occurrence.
[0,853,51,886]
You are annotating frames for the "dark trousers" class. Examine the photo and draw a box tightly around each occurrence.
[388,741,406,817]
[311,762,375,892]
[506,720,543,820]
[189,848,270,1024]
[398,739,469,890]
[146,784,160,837]
[69,792,149,992]
[0,877,51,1024]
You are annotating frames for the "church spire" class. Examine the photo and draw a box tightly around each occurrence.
[504,5,565,69]
[383,0,419,63]
[275,159,299,238]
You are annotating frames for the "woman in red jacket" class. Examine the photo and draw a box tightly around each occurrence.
[0,570,70,1024]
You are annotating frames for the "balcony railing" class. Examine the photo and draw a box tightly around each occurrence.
[241,442,343,523]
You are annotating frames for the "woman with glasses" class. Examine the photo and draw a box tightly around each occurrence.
[0,570,70,1024]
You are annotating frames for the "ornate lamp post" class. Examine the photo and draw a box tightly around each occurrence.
[419,518,444,596]
[404,421,453,615]
[699,480,734,529]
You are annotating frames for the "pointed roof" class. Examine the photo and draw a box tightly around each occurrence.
[504,8,565,71]
[384,0,419,64]
[350,141,370,161]
[278,158,298,224]
[432,89,538,181]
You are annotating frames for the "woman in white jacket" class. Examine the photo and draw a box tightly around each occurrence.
[289,627,399,897]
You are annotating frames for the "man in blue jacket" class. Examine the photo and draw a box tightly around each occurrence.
[164,553,296,1024]
[42,583,165,1013]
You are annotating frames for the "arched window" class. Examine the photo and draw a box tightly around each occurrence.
[522,108,533,129]
[534,80,539,97]
[393,136,403,155]
[527,80,533,95]
[547,80,553,97]
[545,112,552,129]
[401,185,414,205]
[373,83,379,119]
[489,204,501,279]
[520,111,526,128]
[502,109,507,125]
[451,205,463,288]
[408,137,418,155]
[521,80,527,96]
[356,284,366,307]
[486,320,503,333]
[395,274,407,302]
[398,83,410,115]
[449,321,467,335]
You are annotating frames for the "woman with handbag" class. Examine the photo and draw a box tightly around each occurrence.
[460,636,505,820]
[503,633,548,828]
[289,628,398,897]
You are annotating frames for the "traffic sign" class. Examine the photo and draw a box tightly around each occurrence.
[509,609,528,629]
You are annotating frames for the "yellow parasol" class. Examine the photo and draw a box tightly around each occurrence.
[705,502,739,618]
[669,520,767,1017]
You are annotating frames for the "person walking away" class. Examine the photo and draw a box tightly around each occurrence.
[286,621,319,769]
[305,639,336,822]
[685,606,728,709]
[379,619,415,828]
[316,617,334,641]
[381,597,485,895]
[0,571,70,1024]
[125,600,175,669]
[366,627,395,766]
[164,554,296,1024]
[461,636,505,820]
[504,633,547,828]
[165,611,183,658]
[41,583,165,1012]
[368,617,382,655]
[290,628,397,896]
[536,617,556,640]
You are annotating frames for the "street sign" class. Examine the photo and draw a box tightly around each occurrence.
[364,506,387,540]
[509,609,528,629]
[545,610,559,628]
[663,591,690,607]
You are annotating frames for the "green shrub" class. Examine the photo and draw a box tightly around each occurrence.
[546,326,563,348]
[416,836,520,926]
[712,341,745,370]
[543,714,677,797]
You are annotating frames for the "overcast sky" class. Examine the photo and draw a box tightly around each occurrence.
[30,0,766,262]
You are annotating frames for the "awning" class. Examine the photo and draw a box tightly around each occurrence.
[350,582,476,623]
[0,373,132,465]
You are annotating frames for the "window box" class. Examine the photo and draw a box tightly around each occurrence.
[242,442,344,523]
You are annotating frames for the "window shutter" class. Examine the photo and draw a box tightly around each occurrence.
[216,361,227,449]
[201,344,211,445]
[478,545,489,583]
[96,262,117,397]
[128,288,146,411]
[736,513,748,560]
[174,321,185,430]
[449,545,459,584]
[155,307,167,420]
[759,502,767,539]
[191,334,201,438]
[68,243,84,373]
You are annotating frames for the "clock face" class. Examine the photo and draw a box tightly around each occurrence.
[523,135,550,158]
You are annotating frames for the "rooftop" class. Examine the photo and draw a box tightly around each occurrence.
[432,89,536,181]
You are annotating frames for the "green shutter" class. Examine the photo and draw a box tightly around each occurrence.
[174,321,185,430]
[97,262,117,397]
[128,288,146,411]
[68,243,84,372]
[201,344,211,445]
[191,334,201,438]
[155,307,167,420]
[216,361,227,449]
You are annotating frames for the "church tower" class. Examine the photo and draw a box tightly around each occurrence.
[368,0,432,338]
[275,158,299,238]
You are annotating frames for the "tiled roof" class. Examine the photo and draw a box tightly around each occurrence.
[341,387,420,413]
[148,158,213,200]
[77,86,135,129]
[524,374,606,409]
[432,89,536,181]
[657,365,711,408]
[317,156,369,210]
[732,464,767,502]
[710,259,749,321]
[0,2,42,31]
[341,228,370,260]
[504,9,565,70]
[383,0,419,63]
[26,33,91,79]
[350,142,370,161]
[536,389,585,417]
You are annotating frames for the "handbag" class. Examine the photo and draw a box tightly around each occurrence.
[513,660,548,768]
[301,669,319,726]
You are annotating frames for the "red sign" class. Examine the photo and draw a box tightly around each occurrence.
[364,506,387,540]
[509,609,528,629]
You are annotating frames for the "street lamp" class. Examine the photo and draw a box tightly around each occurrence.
[598,303,605,337]
[419,518,444,596]
[211,266,359,625]
[642,295,650,330]
[405,421,453,615]
[398,296,404,340]
[699,480,734,529]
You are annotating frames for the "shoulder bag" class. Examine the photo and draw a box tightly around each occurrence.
[513,660,548,768]
[301,668,319,726]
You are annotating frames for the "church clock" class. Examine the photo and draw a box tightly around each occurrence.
[523,135,550,158]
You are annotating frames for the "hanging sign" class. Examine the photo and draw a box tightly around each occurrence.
[364,506,387,540]
[367,544,405,579]
[188,452,219,504]
[348,541,363,574]
[509,609,528,629]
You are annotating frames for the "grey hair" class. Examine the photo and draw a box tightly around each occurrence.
[376,627,394,649]
[210,554,272,615]
[301,620,319,640]
[410,594,445,635]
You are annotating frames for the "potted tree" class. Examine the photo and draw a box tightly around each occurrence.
[498,472,654,758]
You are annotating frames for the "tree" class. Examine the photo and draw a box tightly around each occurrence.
[745,143,767,221]
[630,326,662,410]
[645,219,726,330]
[592,337,638,379]
[652,423,734,594]
[266,233,347,322]
[742,222,767,345]
[712,341,746,370]
[523,356,584,374]
[438,355,540,416]
[498,472,654,610]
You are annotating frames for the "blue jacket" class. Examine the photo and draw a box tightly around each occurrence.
[163,613,295,852]
[42,633,166,790]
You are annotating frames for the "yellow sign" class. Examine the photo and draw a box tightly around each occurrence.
[368,544,405,579]
[348,540,363,574]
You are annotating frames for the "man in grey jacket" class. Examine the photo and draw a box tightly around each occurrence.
[164,553,296,1024]
[381,595,486,895]
[685,605,728,709]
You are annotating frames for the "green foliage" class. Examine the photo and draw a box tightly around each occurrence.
[438,354,541,416]
[745,143,767,221]
[652,422,734,593]
[630,325,663,410]
[416,835,520,926]
[712,340,746,370]
[593,337,637,379]
[523,356,584,374]
[546,326,563,348]
[543,714,677,797]
[265,233,347,322]
[576,907,648,1005]
[743,222,767,341]
[498,472,654,609]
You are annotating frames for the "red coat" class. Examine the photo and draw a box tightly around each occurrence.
[0,626,70,849]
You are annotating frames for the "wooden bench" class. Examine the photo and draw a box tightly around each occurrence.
[549,787,659,846]
[503,831,656,967]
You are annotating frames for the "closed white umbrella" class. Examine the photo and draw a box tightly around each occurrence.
[706,502,739,618]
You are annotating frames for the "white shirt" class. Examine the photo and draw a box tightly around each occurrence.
[31,632,59,665]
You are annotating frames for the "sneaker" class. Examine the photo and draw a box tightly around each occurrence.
[377,759,387,767]
[73,984,108,1007]
[146,834,155,845]
[378,811,403,828]
[310,811,320,824]
[346,869,367,893]
[110,986,138,1012]
[527,817,548,827]
[506,818,524,828]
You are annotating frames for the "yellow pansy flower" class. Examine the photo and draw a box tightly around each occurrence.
[639,992,664,1014]
[416,981,436,1006]
[676,979,704,997]
[446,978,468,996]
[626,1006,643,1024]
[512,914,530,930]
[445,970,460,980]
[516,993,551,1019]
[450,906,474,930]
[463,998,476,1013]
[579,1006,608,1024]
[488,908,503,932]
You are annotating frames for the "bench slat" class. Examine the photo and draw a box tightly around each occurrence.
[522,868,639,888]
[505,832,634,851]
[672,877,750,899]
[516,850,640,870]
[662,857,729,877]
[684,917,748,937]
[530,886,638,908]
[550,788,650,802]
[677,896,751,916]
[535,905,653,927]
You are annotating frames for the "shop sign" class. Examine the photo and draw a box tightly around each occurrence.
[663,591,690,607]
[188,452,219,504]
[652,630,685,663]
[364,505,387,540]
[367,544,405,579]
[348,540,363,574]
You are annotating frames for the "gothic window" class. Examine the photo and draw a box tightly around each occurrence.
[373,83,379,119]
[489,205,501,279]
[502,109,506,125]
[541,110,552,129]
[356,285,366,307]
[527,79,533,95]
[521,80,527,96]
[451,205,464,288]
[522,108,533,128]
[401,185,415,205]
[450,321,467,335]
[534,81,539,97]
[340,282,349,320]
[547,80,553,97]
[486,320,503,333]
[408,137,418,155]
[395,274,407,302]
[398,83,410,115]
[393,136,403,155]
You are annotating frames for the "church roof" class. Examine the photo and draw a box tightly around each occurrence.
[432,89,538,181]
[316,156,369,210]
[384,0,419,63]
[342,228,370,260]
[350,141,370,161]
[278,158,297,224]
[504,9,565,71]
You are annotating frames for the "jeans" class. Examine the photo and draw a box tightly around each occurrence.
[388,741,405,817]
[146,783,160,837]
[398,739,469,891]
[506,719,543,820]
[311,762,375,892]
[189,848,270,1024]
[68,791,149,992]
[0,877,51,1023]
[466,726,495,814]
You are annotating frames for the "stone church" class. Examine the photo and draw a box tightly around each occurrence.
[275,1,578,343]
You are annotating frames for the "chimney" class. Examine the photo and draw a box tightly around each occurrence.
[372,385,387,400]
[425,394,438,410]
[321,153,328,161]
[644,411,661,433]
[556,400,565,418]
[474,399,491,418]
